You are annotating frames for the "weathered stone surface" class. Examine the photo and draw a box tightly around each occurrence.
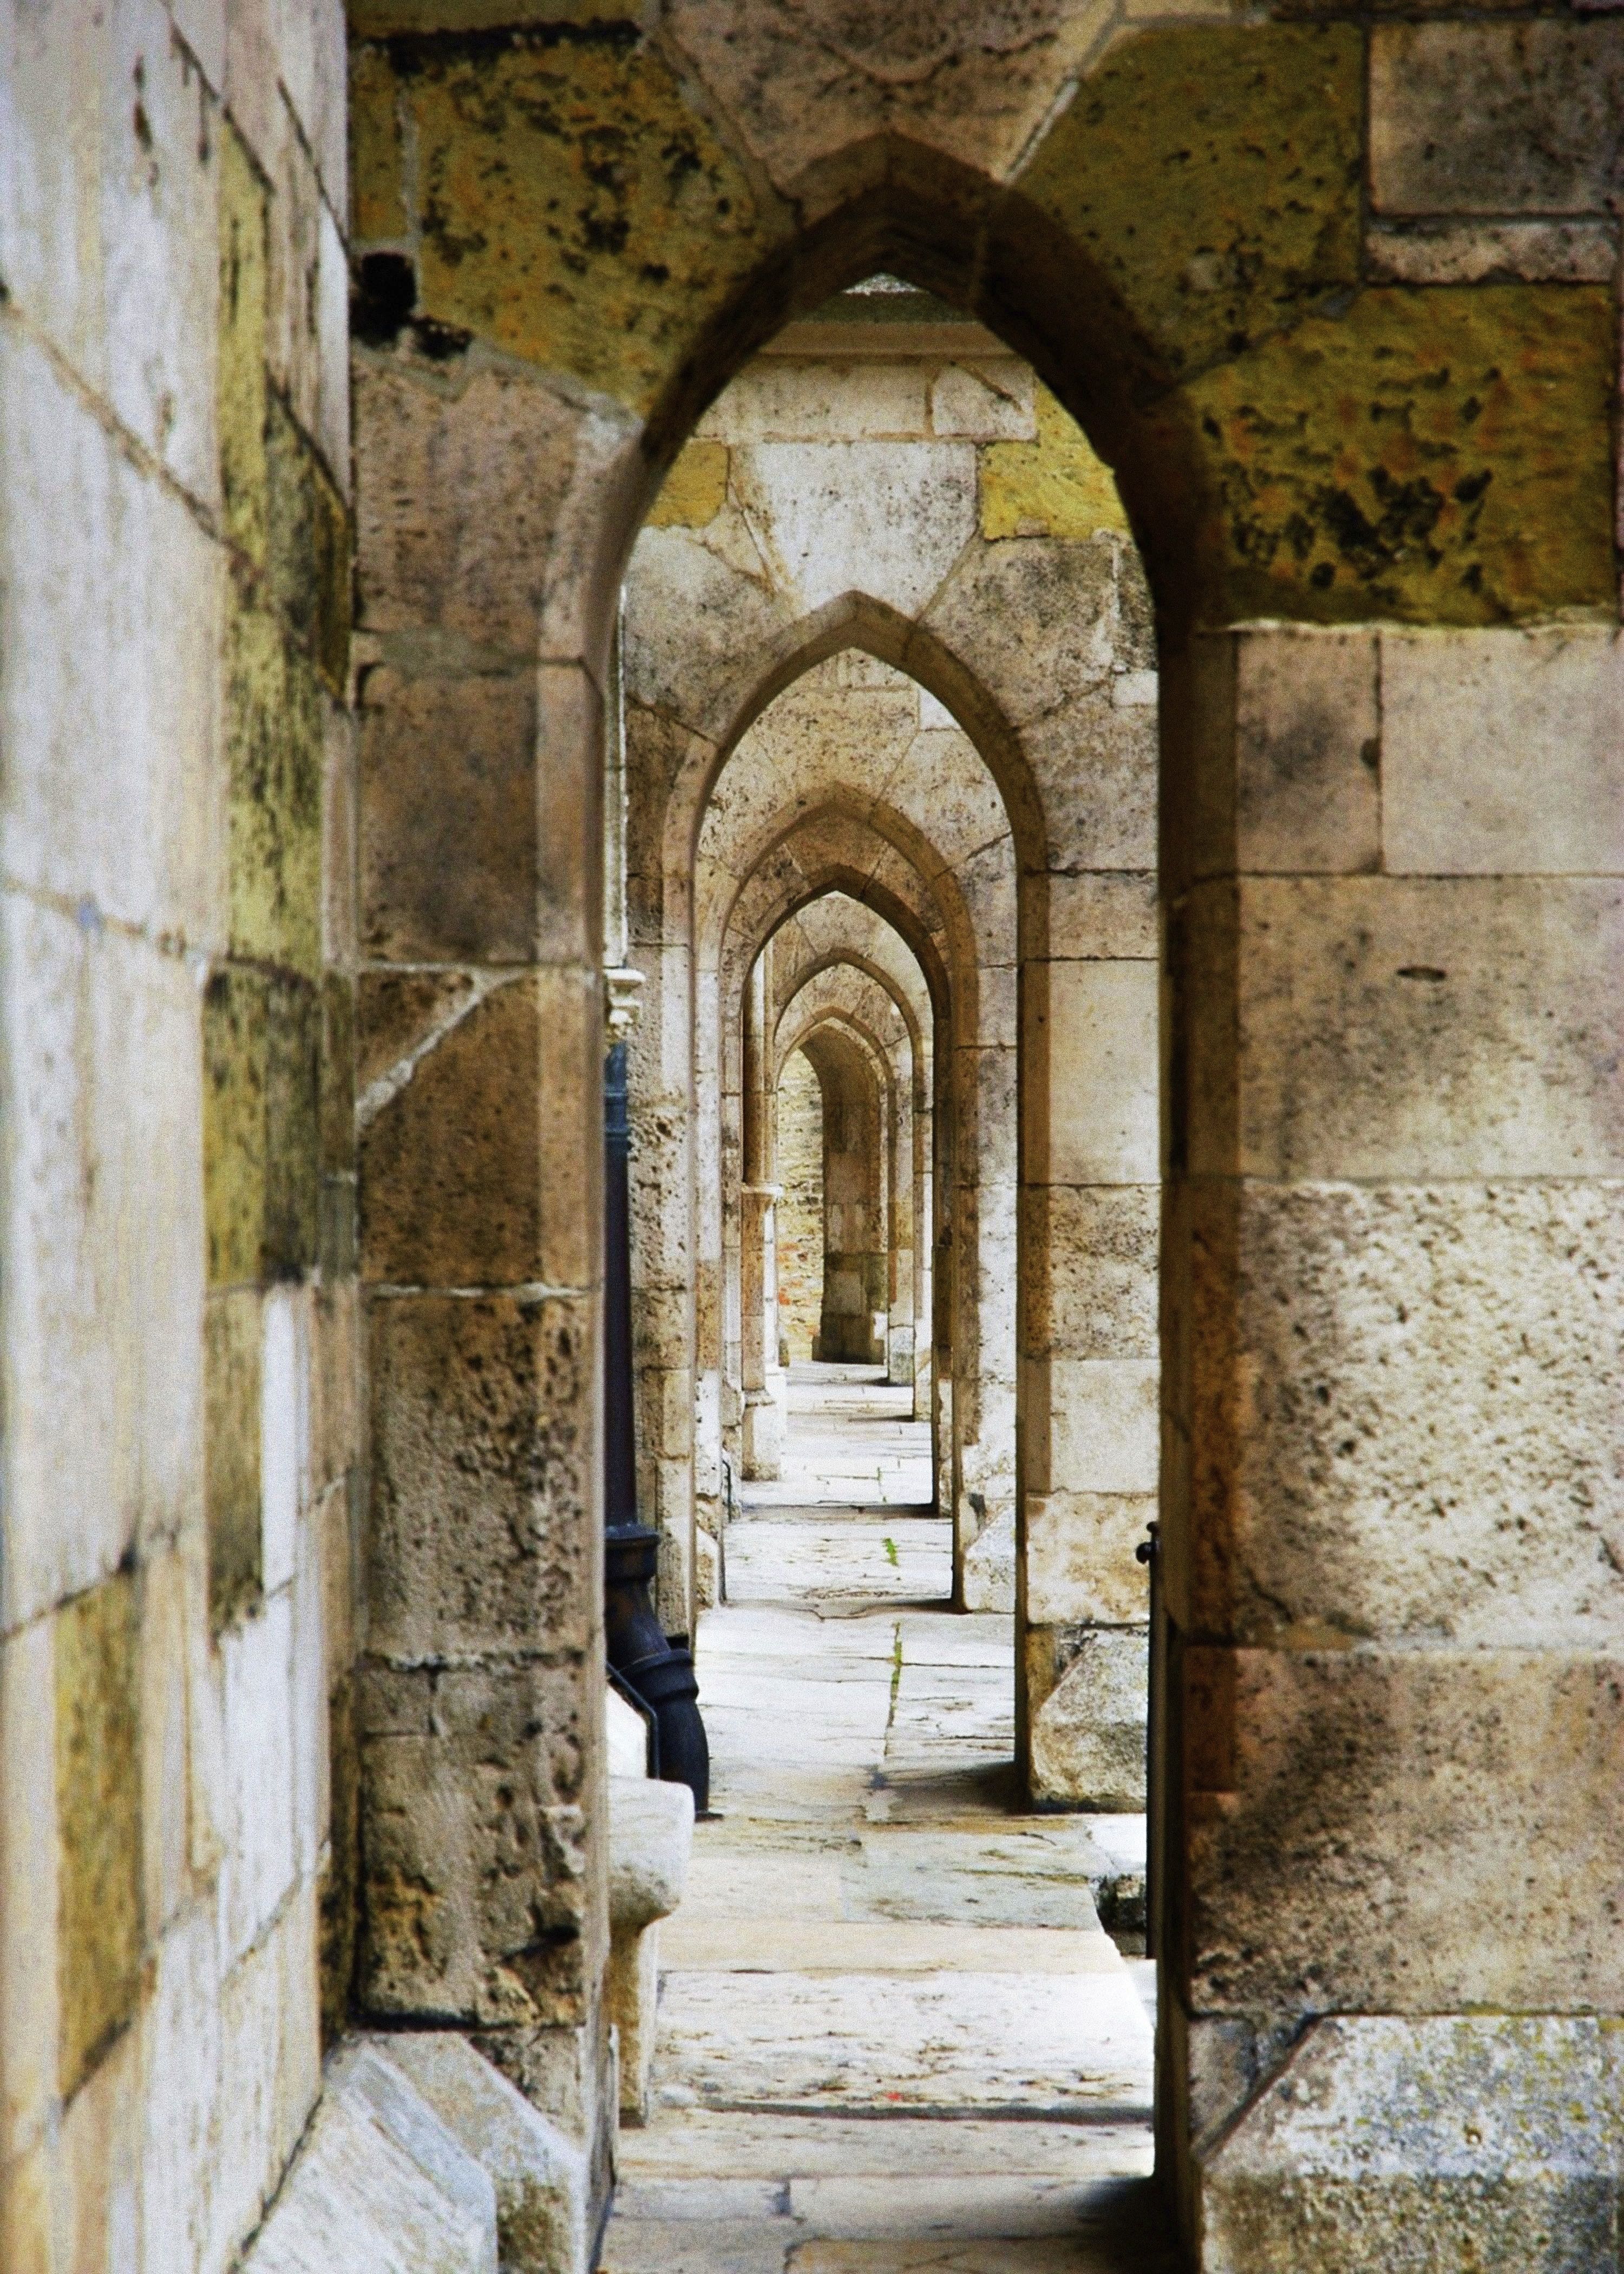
[1023,1186,1157,1361]
[378,2030,591,2274]
[1034,962,1157,1186]
[1184,1644,1624,2016]
[608,1775,695,1933]
[1233,628,1379,877]
[981,385,1127,540]
[1366,218,1618,289]
[368,1293,593,1660]
[1185,1179,1624,1648]
[1200,2015,1622,2274]
[206,1287,264,1629]
[1184,875,1624,1181]
[1026,1494,1152,1626]
[1370,24,1624,219]
[1029,1626,1147,1811]
[358,668,539,965]
[240,2043,497,2274]
[1381,626,1624,877]
[358,1659,590,2025]
[55,1571,143,2097]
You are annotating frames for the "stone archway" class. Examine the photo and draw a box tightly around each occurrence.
[349,16,1624,2257]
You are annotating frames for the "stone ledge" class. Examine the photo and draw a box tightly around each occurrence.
[1199,2013,1622,2272]
[609,1773,695,1934]
[240,2033,593,2274]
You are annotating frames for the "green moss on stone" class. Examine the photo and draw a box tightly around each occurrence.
[204,964,269,1289]
[56,1572,142,2097]
[205,1289,263,1630]
[224,588,323,977]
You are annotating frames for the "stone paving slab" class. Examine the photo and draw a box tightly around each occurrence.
[652,1969,1152,2117]
[659,1918,1123,1976]
[618,2115,1155,2182]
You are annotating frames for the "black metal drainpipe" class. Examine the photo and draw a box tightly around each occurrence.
[602,1038,710,1809]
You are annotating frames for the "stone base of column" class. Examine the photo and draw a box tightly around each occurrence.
[1189,2014,1620,2270]
[741,1385,783,1479]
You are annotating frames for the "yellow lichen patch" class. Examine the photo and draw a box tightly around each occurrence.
[218,120,270,566]
[349,42,408,243]
[646,439,729,530]
[389,27,788,417]
[1015,23,1362,389]
[56,1573,142,2099]
[205,1289,263,1628]
[1167,284,1617,626]
[224,593,323,977]
[981,385,1128,540]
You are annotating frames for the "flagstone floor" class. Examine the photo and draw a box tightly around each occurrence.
[600,1366,1173,2273]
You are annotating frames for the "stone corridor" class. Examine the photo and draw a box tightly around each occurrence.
[604,1366,1164,2273]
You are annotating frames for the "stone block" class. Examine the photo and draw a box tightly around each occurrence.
[205,964,321,1285]
[1183,1178,1624,1649]
[1233,628,1379,875]
[962,1507,1016,1613]
[1029,1626,1148,1811]
[1,1615,58,2163]
[260,1285,305,1597]
[1381,626,1624,877]
[140,1548,192,1939]
[1040,873,1157,962]
[322,690,358,965]
[360,971,598,1291]
[358,1660,590,2027]
[266,390,351,697]
[367,1293,594,1662]
[932,360,1036,443]
[923,535,1117,729]
[353,363,587,646]
[981,384,1127,537]
[647,438,731,527]
[53,2000,144,2274]
[1024,696,1157,874]
[1182,875,1624,1181]
[1034,1358,1160,1499]
[310,1277,360,1499]
[214,1590,296,1968]
[358,667,539,964]
[1370,24,1624,219]
[140,1902,224,2274]
[1034,962,1158,1186]
[206,1288,263,1627]
[535,660,605,967]
[730,441,977,621]
[239,2043,497,2274]
[1026,1494,1154,1626]
[698,361,934,445]
[377,2030,592,2274]
[1366,218,1618,288]
[1024,1185,1158,1362]
[1183,1643,1624,2017]
[1199,2015,1621,2273]
[0,325,224,940]
[219,116,271,565]
[55,1570,143,2099]
[292,1511,330,1879]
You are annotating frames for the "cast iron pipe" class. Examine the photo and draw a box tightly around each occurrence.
[603,1038,710,1808]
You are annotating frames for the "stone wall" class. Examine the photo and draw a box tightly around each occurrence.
[0,0,362,2260]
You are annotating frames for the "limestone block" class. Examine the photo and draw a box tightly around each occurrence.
[1183,1644,1624,2017]
[1366,218,1618,288]
[665,0,1115,211]
[1184,1179,1624,1648]
[140,1547,192,1938]
[359,972,598,1290]
[922,538,1117,729]
[207,1287,264,1628]
[607,1687,652,1780]
[359,668,539,963]
[621,525,793,741]
[1381,626,1624,877]
[1034,960,1158,1188]
[1036,1358,1159,1499]
[266,93,325,450]
[51,2002,144,2274]
[358,1661,590,2026]
[239,2043,497,2274]
[1233,627,1379,875]
[1029,1625,1147,1810]
[209,1874,323,2256]
[695,361,931,443]
[730,441,977,621]
[54,1570,143,2099]
[1199,2015,1622,2272]
[215,1590,297,1968]
[367,1293,593,1662]
[1024,696,1157,873]
[204,963,322,1285]
[140,1901,224,2273]
[1,1613,58,2163]
[1023,1185,1158,1362]
[0,325,224,936]
[1183,875,1624,1181]
[608,1776,694,1935]
[1041,873,1157,962]
[931,360,1037,442]
[260,1287,305,1595]
[961,1508,1016,1613]
[1026,1494,1153,1626]
[377,2030,592,2274]
[980,384,1128,539]
[1370,24,1624,218]
[291,1514,330,1879]
[353,365,587,648]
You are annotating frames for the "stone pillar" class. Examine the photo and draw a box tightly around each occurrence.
[739,953,784,1478]
[1160,621,1624,2260]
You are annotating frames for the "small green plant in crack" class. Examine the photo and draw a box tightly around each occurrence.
[883,1536,900,1568]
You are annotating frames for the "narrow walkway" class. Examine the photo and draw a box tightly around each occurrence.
[603,1366,1173,2273]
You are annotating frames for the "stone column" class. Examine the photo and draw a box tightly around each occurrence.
[1161,621,1624,2257]
[739,953,784,1478]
